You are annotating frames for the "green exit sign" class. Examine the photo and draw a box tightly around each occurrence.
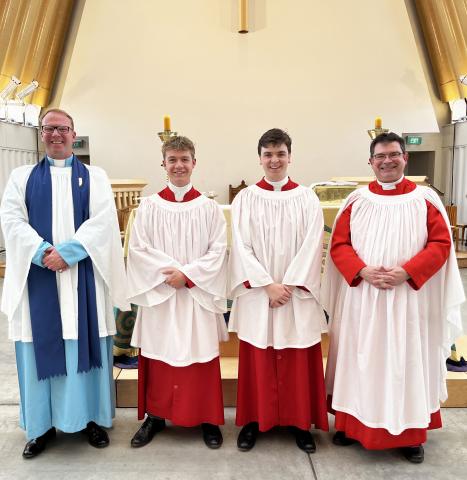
[73,139,84,148]
[405,135,422,145]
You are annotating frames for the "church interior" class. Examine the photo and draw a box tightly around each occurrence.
[0,1,467,479]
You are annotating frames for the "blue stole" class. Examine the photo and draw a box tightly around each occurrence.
[25,156,102,380]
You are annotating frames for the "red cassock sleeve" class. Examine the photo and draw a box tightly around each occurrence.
[183,274,195,289]
[402,200,451,290]
[330,201,452,289]
[330,204,365,286]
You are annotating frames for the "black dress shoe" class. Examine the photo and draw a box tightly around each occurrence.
[290,427,316,453]
[401,445,424,464]
[85,421,109,448]
[22,427,56,459]
[131,416,166,448]
[201,423,223,449]
[332,431,357,446]
[237,422,259,452]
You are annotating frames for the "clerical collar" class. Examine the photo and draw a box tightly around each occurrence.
[376,175,404,191]
[47,155,74,167]
[264,176,289,191]
[167,181,192,202]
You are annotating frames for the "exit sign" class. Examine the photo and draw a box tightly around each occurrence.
[73,139,84,148]
[405,135,422,145]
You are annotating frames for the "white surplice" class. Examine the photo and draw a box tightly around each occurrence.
[229,185,327,349]
[322,186,465,435]
[0,164,129,341]
[127,193,228,367]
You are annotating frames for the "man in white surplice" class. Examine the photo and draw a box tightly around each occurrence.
[127,135,228,449]
[0,109,128,459]
[323,132,465,464]
[229,128,329,453]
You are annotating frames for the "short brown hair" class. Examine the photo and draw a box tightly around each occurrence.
[162,135,195,159]
[40,108,75,130]
[370,132,406,156]
[257,128,291,155]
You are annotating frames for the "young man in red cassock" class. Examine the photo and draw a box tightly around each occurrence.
[322,132,465,463]
[229,128,329,452]
[127,136,228,449]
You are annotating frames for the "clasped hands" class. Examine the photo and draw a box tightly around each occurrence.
[42,247,69,273]
[162,268,187,289]
[359,265,409,290]
[265,282,295,308]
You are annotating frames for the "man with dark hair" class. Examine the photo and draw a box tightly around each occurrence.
[127,135,228,449]
[323,132,465,463]
[0,109,129,458]
[369,131,406,157]
[229,128,329,452]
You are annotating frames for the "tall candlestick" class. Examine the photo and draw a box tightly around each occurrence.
[164,115,171,132]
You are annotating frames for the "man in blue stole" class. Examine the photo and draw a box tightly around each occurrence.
[0,109,129,458]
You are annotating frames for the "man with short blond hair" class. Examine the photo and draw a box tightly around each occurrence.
[127,135,228,449]
[1,108,128,458]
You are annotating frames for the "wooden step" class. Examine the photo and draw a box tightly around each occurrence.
[115,334,467,409]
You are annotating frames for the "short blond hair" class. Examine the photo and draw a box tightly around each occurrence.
[40,108,75,130]
[162,136,195,159]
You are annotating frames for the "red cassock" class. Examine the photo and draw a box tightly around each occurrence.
[234,178,329,433]
[136,186,225,426]
[328,177,451,449]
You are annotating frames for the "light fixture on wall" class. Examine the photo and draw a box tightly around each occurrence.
[0,76,21,101]
[15,80,41,126]
[0,76,21,120]
[1,79,41,126]
[15,80,39,101]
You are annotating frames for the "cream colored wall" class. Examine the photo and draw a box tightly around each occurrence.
[58,0,439,202]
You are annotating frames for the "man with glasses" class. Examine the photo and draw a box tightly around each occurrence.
[323,132,465,463]
[0,109,129,458]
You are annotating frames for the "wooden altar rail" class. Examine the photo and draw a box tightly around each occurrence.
[110,179,148,235]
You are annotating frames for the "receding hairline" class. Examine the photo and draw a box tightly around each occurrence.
[40,108,75,130]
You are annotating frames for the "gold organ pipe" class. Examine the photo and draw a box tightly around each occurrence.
[30,0,74,107]
[415,0,465,101]
[239,0,248,34]
[443,0,467,98]
[0,0,22,82]
[0,0,41,90]
[0,0,74,107]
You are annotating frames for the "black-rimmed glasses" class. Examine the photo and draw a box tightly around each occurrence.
[41,125,72,134]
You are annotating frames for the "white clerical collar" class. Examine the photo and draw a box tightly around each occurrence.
[47,155,73,167]
[376,175,404,191]
[264,176,289,191]
[168,181,192,202]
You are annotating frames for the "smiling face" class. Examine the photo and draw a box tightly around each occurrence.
[369,141,408,183]
[40,111,76,159]
[163,149,196,187]
[259,143,291,182]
